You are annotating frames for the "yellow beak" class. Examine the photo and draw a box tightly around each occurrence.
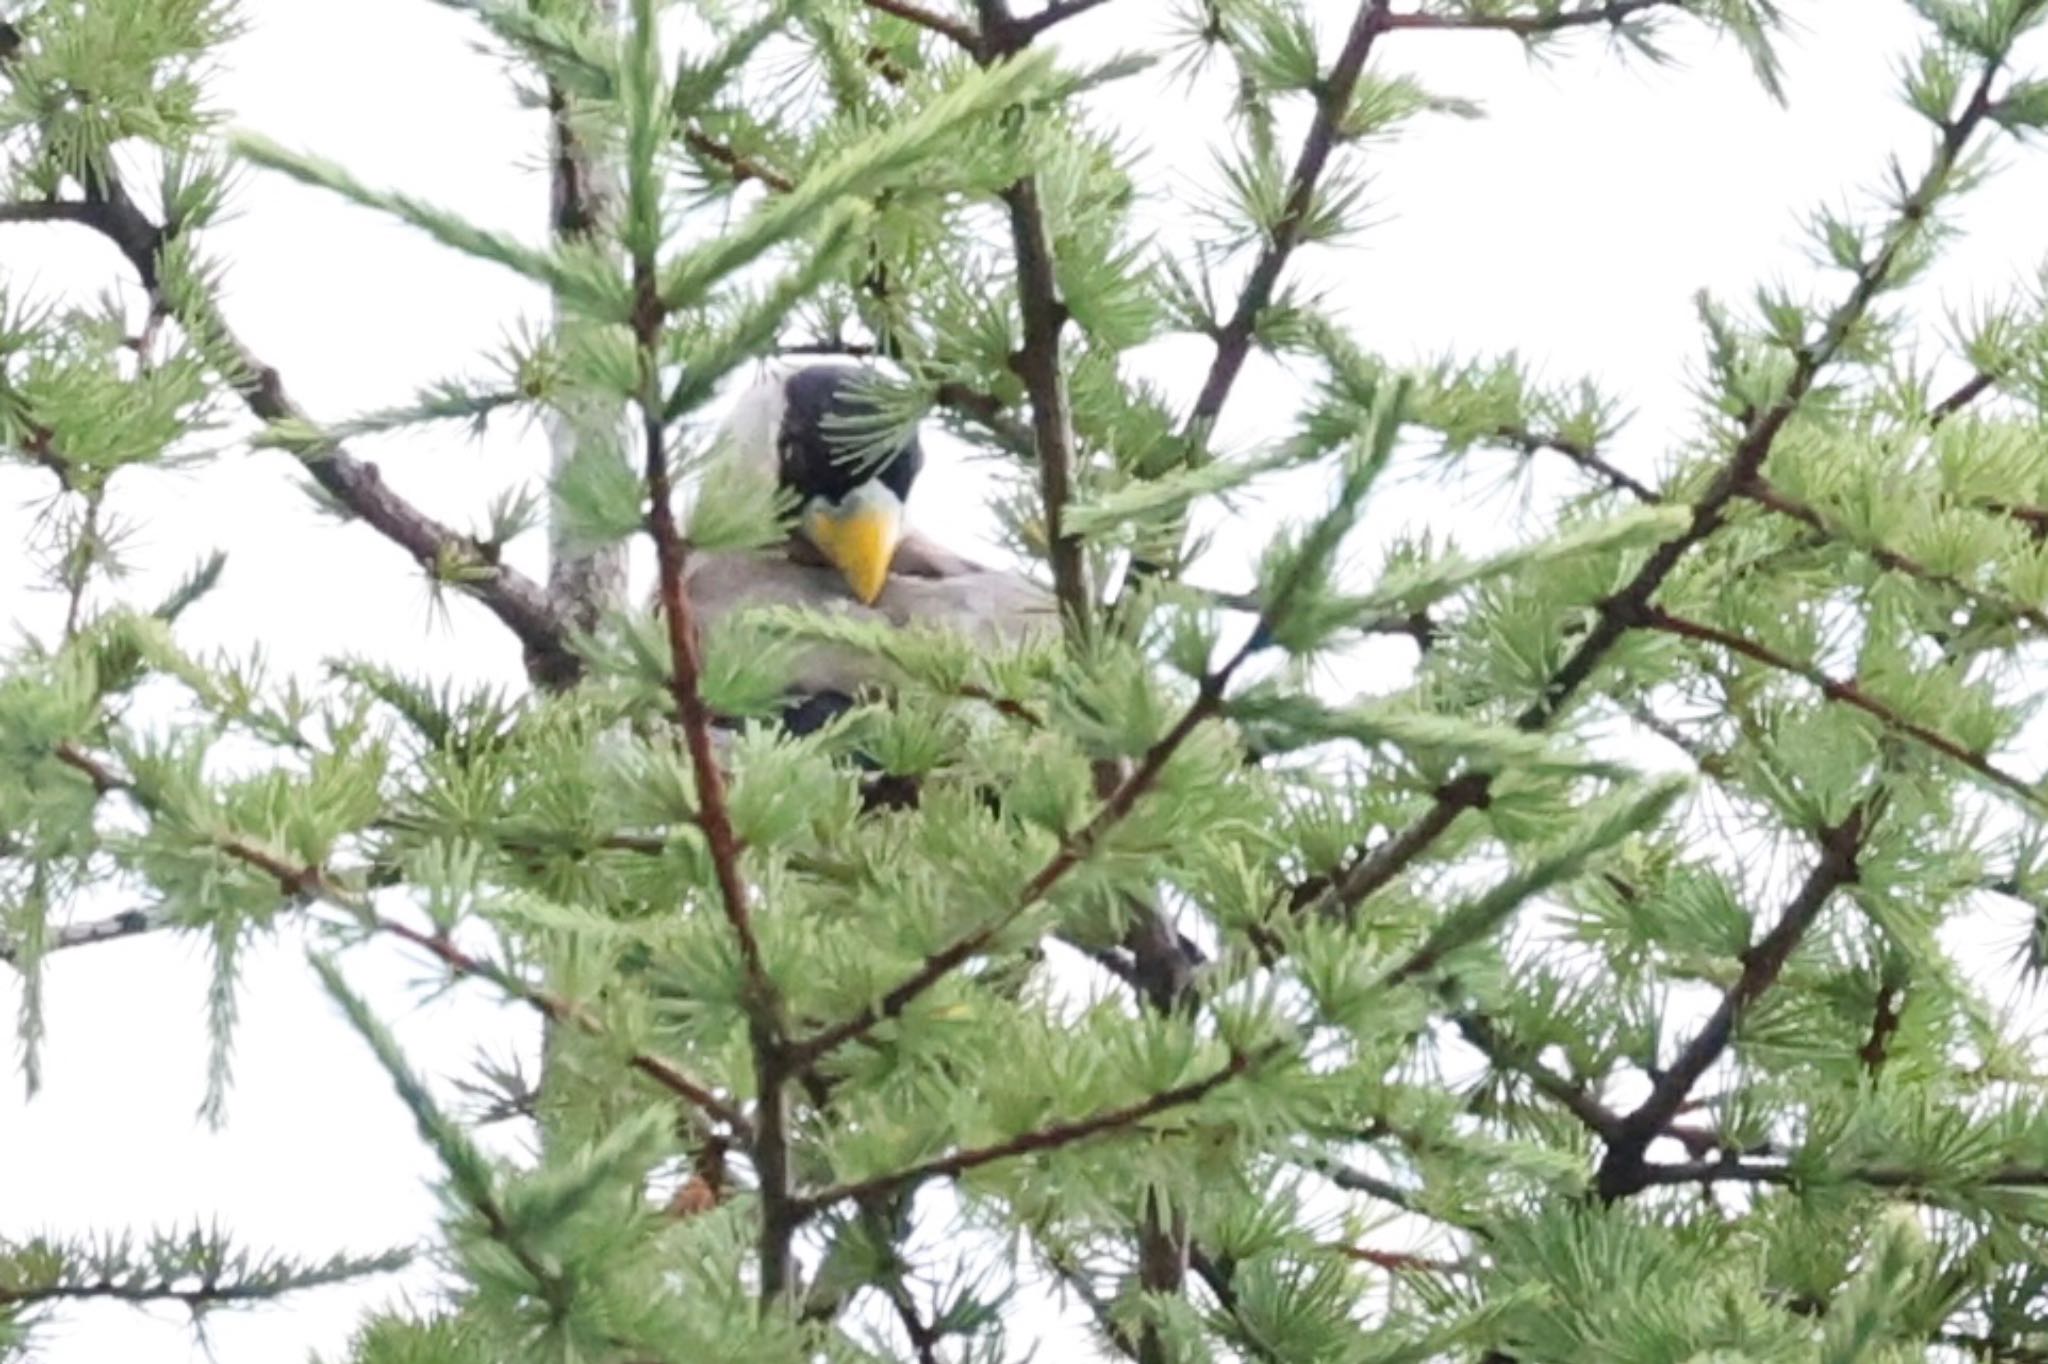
[804,490,903,605]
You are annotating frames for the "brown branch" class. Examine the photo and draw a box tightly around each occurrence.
[1045,1255,1144,1360]
[52,741,125,795]
[1859,981,1904,1075]
[1633,1158,2048,1191]
[793,1048,1257,1211]
[1383,0,1688,36]
[634,207,795,1291]
[1310,64,2008,925]
[682,128,796,192]
[1497,425,1659,504]
[1453,1010,1621,1138]
[1178,0,1392,449]
[0,905,168,966]
[636,319,770,1010]
[1328,1243,1461,1274]
[7,185,578,687]
[1984,500,2048,543]
[0,199,97,228]
[216,829,758,1135]
[861,0,982,50]
[1189,1249,1287,1364]
[39,742,752,1131]
[788,646,1247,1068]
[999,172,1092,631]
[1013,0,1114,40]
[1742,476,2048,637]
[1932,369,1998,422]
[1646,606,2040,805]
[1311,772,1490,921]
[1595,804,1870,1198]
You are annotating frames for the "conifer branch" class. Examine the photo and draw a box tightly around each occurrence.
[37,741,752,1133]
[1177,0,1392,455]
[789,640,1253,1067]
[1013,0,1114,40]
[1313,50,2011,926]
[1932,369,1999,421]
[998,168,1092,629]
[365,911,754,1139]
[1497,425,1660,503]
[793,1047,1259,1211]
[1631,1158,2048,1191]
[1645,607,2040,805]
[1596,803,1872,1198]
[966,0,1092,629]
[1189,1248,1288,1364]
[1045,1254,1144,1360]
[1858,980,1904,1074]
[1383,0,1690,36]
[1453,1010,1621,1138]
[638,291,771,1007]
[1311,773,1490,921]
[630,85,795,1287]
[682,128,796,191]
[0,904,168,966]
[1740,476,2048,637]
[861,0,981,51]
[0,182,578,687]
[0,1237,408,1313]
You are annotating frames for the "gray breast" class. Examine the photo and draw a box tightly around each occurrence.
[681,539,1058,699]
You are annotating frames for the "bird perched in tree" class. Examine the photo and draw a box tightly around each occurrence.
[679,363,1055,723]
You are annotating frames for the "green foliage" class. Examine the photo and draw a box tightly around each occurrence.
[8,0,2048,1361]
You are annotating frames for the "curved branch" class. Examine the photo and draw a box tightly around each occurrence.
[4,185,577,686]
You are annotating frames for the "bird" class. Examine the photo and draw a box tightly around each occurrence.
[678,362,1056,729]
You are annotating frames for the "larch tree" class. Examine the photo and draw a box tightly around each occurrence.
[6,1,2048,1362]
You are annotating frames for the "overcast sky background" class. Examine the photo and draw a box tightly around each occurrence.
[3,1,2046,1360]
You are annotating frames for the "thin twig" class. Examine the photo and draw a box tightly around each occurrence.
[793,1048,1258,1211]
[1646,606,2040,805]
[1188,1248,1287,1364]
[1931,369,1998,422]
[0,905,169,966]
[788,643,1249,1067]
[1595,804,1871,1198]
[1328,1243,1462,1274]
[40,741,753,1132]
[1453,1010,1621,1139]
[1741,475,2048,637]
[225,832,755,1132]
[4,184,577,686]
[632,166,794,1290]
[1632,1158,2048,1190]
[861,0,981,50]
[1013,0,1114,40]
[1310,59,2008,925]
[1859,981,1904,1075]
[1496,425,1659,504]
[1383,0,1688,36]
[1176,0,1393,453]
[999,171,1092,631]
[682,128,796,192]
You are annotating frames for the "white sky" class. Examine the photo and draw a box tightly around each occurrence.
[2,1,2045,1360]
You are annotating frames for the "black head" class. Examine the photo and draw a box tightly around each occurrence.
[777,365,923,508]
